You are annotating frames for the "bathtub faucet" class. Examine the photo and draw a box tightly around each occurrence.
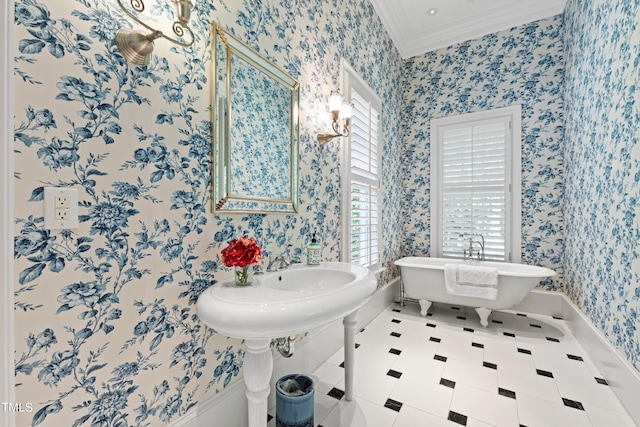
[459,233,485,261]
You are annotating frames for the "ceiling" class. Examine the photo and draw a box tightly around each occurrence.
[369,0,567,58]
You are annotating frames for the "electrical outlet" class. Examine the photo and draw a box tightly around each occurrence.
[55,207,69,220]
[44,187,79,229]
[55,196,68,208]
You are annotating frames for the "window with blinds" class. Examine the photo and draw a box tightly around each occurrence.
[342,62,382,270]
[431,106,522,262]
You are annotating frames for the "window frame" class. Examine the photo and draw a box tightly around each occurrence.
[430,105,522,262]
[340,59,383,272]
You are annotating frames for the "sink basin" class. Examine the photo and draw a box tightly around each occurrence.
[196,262,377,340]
[261,267,356,293]
[197,261,377,427]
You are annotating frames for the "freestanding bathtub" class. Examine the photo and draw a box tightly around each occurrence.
[394,257,556,327]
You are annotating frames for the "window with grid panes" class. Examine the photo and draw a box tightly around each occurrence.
[430,106,521,262]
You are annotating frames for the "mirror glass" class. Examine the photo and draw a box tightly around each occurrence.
[212,22,300,213]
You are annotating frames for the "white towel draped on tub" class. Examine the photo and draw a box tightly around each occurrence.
[444,264,499,300]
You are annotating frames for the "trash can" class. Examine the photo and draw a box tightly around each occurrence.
[275,374,314,427]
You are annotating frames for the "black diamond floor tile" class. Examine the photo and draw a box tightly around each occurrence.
[536,369,554,378]
[440,378,456,389]
[384,398,402,412]
[434,354,447,362]
[327,387,345,400]
[562,397,585,410]
[387,369,402,379]
[498,387,516,399]
[448,410,468,425]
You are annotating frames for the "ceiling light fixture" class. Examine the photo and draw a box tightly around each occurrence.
[427,8,438,16]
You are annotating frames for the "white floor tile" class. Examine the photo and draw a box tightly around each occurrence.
[336,364,398,406]
[388,375,454,420]
[391,405,452,427]
[390,351,446,383]
[553,373,629,414]
[449,383,518,427]
[438,334,484,365]
[516,393,592,427]
[319,397,398,427]
[481,334,537,373]
[441,358,498,392]
[312,362,344,394]
[355,327,400,350]
[585,403,638,427]
[353,342,400,374]
[497,364,562,404]
[533,352,599,383]
[393,333,440,355]
[313,391,341,426]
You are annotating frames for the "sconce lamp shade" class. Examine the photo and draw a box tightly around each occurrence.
[340,102,353,118]
[328,91,344,112]
[115,28,162,66]
[317,91,352,146]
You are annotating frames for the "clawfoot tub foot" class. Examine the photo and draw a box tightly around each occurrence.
[475,307,492,327]
[418,299,432,317]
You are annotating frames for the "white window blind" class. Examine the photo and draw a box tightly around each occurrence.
[431,106,522,262]
[342,61,382,271]
[349,89,380,268]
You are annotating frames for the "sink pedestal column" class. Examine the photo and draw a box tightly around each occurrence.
[241,311,360,427]
[244,339,273,427]
[343,310,358,401]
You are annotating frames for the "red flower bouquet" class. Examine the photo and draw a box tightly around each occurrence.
[221,236,262,286]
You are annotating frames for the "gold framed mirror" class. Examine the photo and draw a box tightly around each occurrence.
[211,22,300,213]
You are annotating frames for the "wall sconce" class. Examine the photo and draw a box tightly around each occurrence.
[115,0,196,66]
[317,91,353,146]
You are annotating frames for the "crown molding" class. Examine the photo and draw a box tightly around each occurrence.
[370,0,566,59]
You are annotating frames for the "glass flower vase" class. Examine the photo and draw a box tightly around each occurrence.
[234,265,254,286]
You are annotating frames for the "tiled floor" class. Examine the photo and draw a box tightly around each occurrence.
[267,302,637,427]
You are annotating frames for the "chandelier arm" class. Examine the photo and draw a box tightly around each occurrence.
[116,0,195,47]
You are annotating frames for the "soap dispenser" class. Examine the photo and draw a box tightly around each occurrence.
[306,232,321,265]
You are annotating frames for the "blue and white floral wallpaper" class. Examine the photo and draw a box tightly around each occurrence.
[563,0,640,371]
[12,0,403,425]
[400,15,565,290]
[11,0,640,424]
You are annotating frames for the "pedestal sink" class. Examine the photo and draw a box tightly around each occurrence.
[197,262,377,427]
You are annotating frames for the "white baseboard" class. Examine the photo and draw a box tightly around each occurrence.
[174,279,400,427]
[515,289,640,425]
[560,294,640,424]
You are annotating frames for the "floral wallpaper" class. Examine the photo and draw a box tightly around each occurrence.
[562,0,640,371]
[12,0,640,425]
[400,15,565,291]
[12,0,403,426]
[228,54,292,200]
